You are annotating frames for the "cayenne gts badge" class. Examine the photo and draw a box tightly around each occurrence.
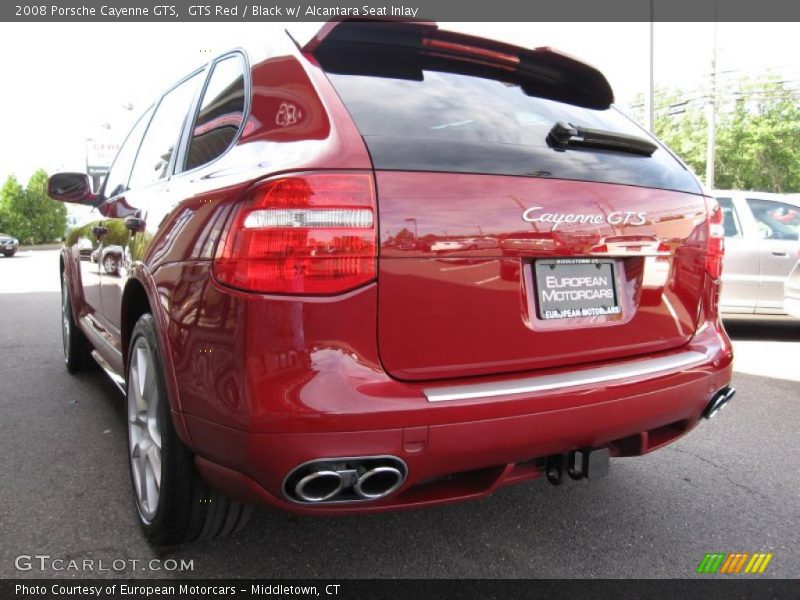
[522,206,647,230]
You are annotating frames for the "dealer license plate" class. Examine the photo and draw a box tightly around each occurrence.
[534,259,620,320]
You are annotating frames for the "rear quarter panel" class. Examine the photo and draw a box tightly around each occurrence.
[120,42,373,422]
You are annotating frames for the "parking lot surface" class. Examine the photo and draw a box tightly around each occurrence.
[1,250,798,578]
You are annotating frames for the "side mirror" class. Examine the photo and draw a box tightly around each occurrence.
[47,172,97,205]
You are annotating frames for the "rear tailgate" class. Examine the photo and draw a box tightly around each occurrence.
[309,20,708,381]
[375,173,705,380]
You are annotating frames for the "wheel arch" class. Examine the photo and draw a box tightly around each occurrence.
[121,277,151,370]
[121,270,194,448]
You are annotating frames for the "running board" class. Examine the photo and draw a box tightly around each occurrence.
[91,350,125,395]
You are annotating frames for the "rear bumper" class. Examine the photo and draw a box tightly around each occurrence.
[185,317,733,515]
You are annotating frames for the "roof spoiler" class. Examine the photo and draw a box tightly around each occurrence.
[303,19,614,110]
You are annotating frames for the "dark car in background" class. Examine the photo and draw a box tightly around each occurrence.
[48,19,733,545]
[0,233,18,257]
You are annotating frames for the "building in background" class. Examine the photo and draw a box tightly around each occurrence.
[85,138,119,192]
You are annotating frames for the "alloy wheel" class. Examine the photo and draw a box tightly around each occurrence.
[127,337,162,522]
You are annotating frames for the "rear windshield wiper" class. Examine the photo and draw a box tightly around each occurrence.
[547,121,658,156]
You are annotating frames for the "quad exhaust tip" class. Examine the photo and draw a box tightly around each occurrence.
[286,456,407,504]
[294,470,345,502]
[353,466,405,499]
[703,386,736,419]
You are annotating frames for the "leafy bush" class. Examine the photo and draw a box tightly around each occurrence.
[0,169,67,244]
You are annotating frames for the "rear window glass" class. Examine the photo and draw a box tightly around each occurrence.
[324,53,701,194]
[330,70,643,147]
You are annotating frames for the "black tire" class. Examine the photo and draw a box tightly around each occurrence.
[61,270,93,373]
[126,314,252,545]
[3,250,16,257]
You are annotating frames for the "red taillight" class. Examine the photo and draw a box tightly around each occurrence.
[705,197,725,279]
[214,172,377,295]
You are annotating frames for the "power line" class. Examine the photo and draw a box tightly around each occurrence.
[627,84,800,112]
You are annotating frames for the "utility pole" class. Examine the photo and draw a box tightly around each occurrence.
[644,0,654,132]
[705,13,718,189]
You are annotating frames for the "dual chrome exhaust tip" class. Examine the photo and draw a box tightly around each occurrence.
[703,385,736,419]
[284,456,407,504]
[293,470,347,502]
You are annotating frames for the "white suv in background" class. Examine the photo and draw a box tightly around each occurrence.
[715,190,800,317]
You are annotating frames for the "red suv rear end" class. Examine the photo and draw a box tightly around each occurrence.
[51,20,733,544]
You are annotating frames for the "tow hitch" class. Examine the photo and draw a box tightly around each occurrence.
[546,448,610,485]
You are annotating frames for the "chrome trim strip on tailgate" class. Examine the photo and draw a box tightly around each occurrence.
[424,351,708,402]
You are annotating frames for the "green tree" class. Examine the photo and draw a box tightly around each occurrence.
[651,88,708,180]
[630,75,800,193]
[24,169,67,243]
[715,77,800,193]
[0,169,67,244]
[0,175,26,237]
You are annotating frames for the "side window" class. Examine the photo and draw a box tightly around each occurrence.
[128,71,204,190]
[715,197,742,238]
[184,55,246,172]
[102,107,154,199]
[747,198,800,241]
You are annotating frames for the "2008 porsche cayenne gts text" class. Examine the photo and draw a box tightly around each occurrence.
[49,20,734,544]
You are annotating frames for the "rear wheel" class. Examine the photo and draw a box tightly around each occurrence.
[126,314,252,544]
[61,270,93,372]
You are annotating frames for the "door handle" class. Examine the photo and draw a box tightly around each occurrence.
[770,249,788,257]
[124,216,146,233]
[90,225,108,237]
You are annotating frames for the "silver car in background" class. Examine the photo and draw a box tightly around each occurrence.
[715,190,800,317]
[785,262,800,318]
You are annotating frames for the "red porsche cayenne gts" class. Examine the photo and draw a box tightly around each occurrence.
[49,20,734,544]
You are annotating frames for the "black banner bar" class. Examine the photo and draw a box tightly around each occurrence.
[3,579,798,600]
[4,0,800,23]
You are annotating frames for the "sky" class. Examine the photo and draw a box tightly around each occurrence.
[1,21,799,184]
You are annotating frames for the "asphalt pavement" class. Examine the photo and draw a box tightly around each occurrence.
[1,250,798,579]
